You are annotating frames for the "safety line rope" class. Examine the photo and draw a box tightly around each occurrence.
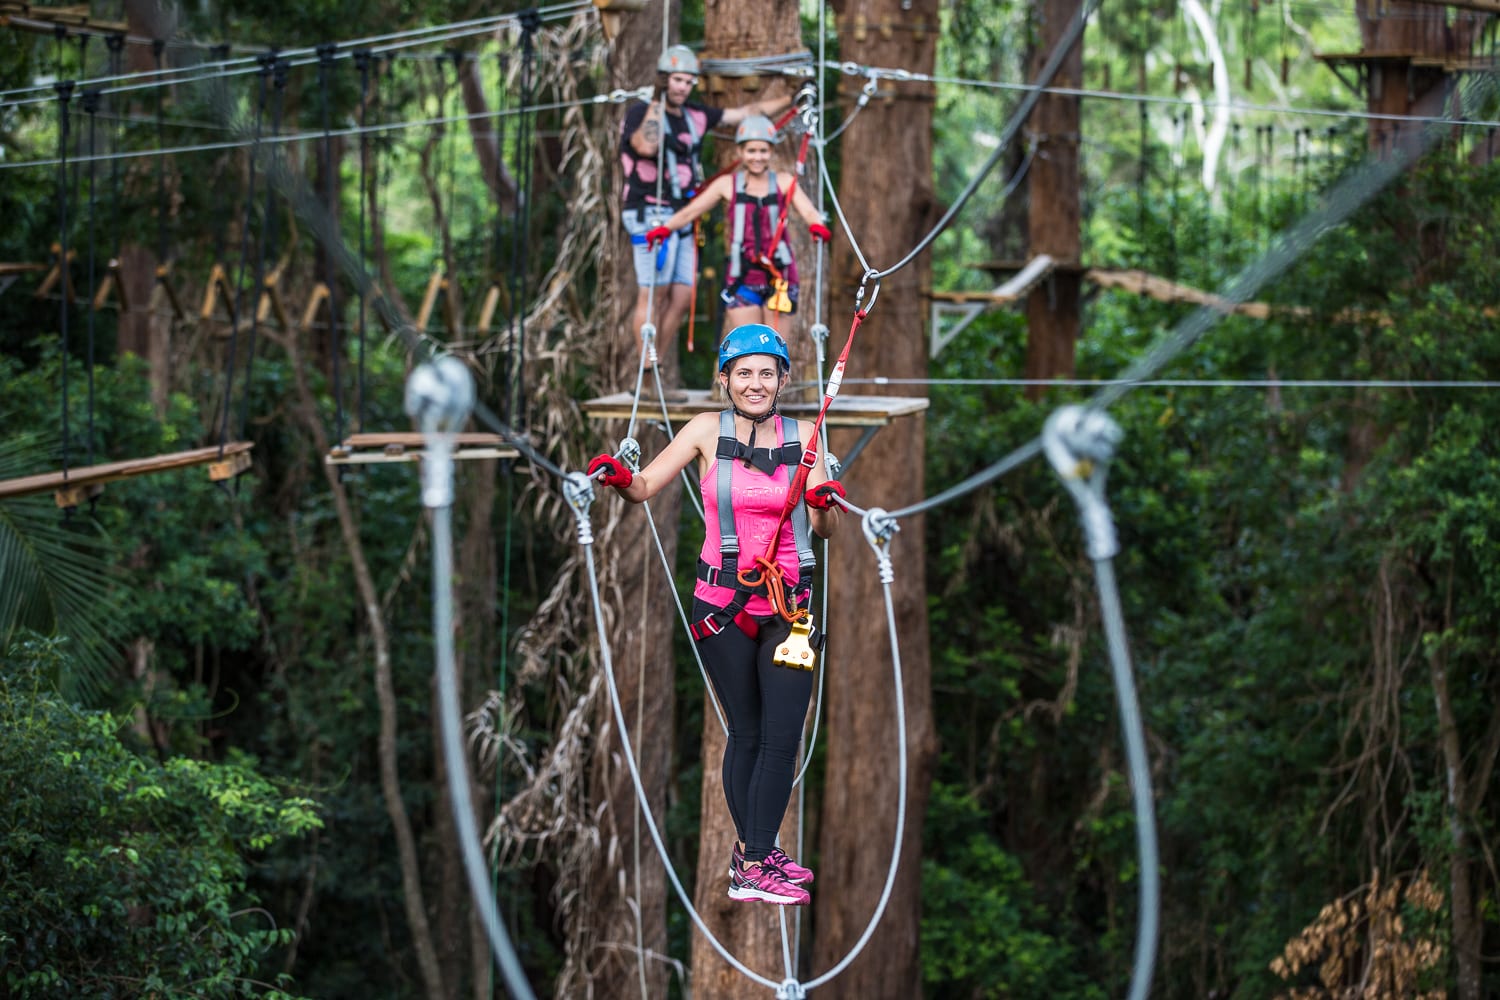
[0,3,591,106]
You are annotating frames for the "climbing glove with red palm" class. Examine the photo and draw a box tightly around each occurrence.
[804,480,845,510]
[808,222,833,243]
[588,454,634,489]
[645,225,674,248]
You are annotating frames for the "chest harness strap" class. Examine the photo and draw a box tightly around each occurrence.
[690,409,815,642]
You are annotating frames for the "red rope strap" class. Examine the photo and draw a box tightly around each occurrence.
[736,305,870,620]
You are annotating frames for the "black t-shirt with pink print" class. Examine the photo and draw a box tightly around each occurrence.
[620,100,725,211]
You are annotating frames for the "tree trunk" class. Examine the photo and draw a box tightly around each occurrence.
[1023,0,1084,395]
[458,56,518,211]
[118,0,173,413]
[574,5,682,996]
[815,0,940,995]
[1428,637,1481,1000]
[282,313,447,1000]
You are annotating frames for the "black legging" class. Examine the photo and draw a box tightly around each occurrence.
[692,597,814,864]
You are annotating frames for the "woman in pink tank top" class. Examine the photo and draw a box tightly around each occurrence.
[588,324,845,905]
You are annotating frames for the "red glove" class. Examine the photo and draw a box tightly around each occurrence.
[805,480,845,510]
[645,225,673,248]
[808,222,833,243]
[588,454,634,489]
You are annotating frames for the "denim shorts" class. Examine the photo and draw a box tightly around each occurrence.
[722,281,799,313]
[622,205,697,287]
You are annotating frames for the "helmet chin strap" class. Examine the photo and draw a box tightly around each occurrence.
[730,387,780,466]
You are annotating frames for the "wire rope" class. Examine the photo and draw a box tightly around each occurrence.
[0,3,591,106]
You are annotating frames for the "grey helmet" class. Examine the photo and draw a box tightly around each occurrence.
[735,114,777,145]
[658,45,700,75]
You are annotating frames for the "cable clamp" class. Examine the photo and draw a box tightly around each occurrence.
[1042,405,1123,561]
[776,979,807,1000]
[858,75,879,106]
[616,437,641,471]
[854,270,881,315]
[638,321,658,365]
[563,471,596,546]
[405,356,475,509]
[860,507,899,584]
[840,60,863,77]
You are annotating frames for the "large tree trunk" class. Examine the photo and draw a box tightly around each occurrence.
[687,4,808,997]
[118,0,174,414]
[281,311,447,1000]
[1352,9,1487,997]
[1022,0,1084,394]
[576,5,682,997]
[458,56,518,211]
[815,0,940,994]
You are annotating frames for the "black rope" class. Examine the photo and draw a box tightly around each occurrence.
[354,49,374,434]
[55,80,75,482]
[1167,113,1182,280]
[444,48,462,281]
[219,54,272,456]
[82,87,102,468]
[153,38,169,266]
[319,43,344,445]
[209,44,234,265]
[488,45,510,291]
[238,56,288,447]
[105,34,124,264]
[72,35,89,210]
[506,9,541,431]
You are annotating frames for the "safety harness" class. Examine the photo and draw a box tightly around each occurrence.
[726,169,794,288]
[689,409,815,642]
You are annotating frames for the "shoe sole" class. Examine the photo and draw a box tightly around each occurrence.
[727,885,809,906]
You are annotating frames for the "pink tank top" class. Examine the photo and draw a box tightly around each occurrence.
[695,418,800,616]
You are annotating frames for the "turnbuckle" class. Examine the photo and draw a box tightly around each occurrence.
[1042,404,1123,561]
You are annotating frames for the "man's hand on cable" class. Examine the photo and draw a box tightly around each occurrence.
[804,480,845,510]
[588,454,634,489]
[808,222,833,244]
[645,225,674,249]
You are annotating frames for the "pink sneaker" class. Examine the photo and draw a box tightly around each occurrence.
[728,858,810,906]
[730,842,814,886]
[767,847,814,886]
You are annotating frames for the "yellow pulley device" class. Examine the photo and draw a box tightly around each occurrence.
[773,614,819,671]
[766,277,793,314]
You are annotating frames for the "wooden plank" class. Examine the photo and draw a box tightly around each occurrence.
[0,262,44,277]
[327,432,518,466]
[581,390,929,427]
[0,443,254,501]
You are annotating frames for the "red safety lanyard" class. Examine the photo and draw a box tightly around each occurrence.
[736,298,872,620]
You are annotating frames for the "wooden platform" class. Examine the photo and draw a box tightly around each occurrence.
[0,442,254,507]
[326,432,520,465]
[581,390,929,427]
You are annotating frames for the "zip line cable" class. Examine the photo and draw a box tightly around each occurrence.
[0,2,590,106]
[828,59,1500,131]
[836,0,1099,286]
[0,85,655,172]
[830,377,1500,390]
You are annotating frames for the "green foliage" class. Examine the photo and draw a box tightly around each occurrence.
[0,635,320,999]
[922,784,1105,998]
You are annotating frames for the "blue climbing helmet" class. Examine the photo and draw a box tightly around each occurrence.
[718,324,790,373]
